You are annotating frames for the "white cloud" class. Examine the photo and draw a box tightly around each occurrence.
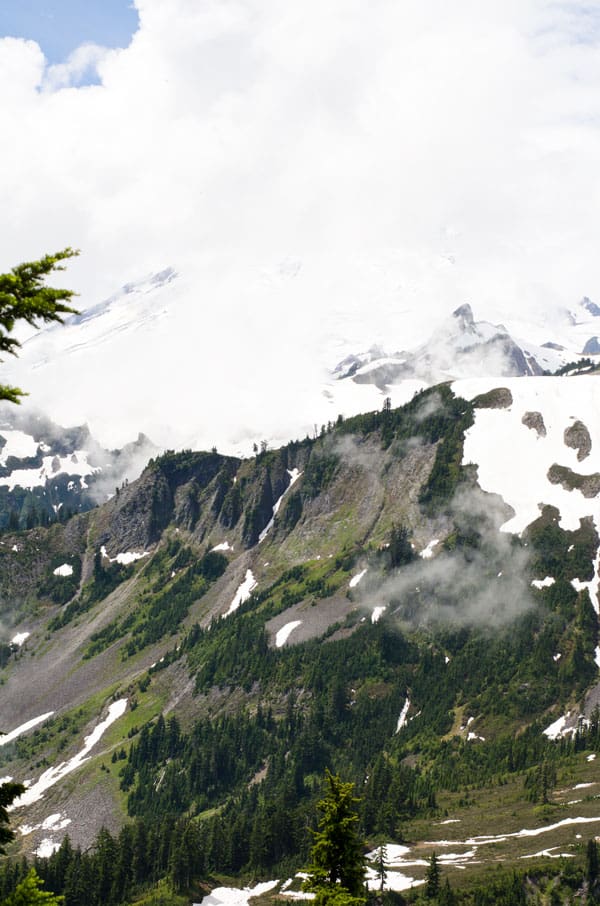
[2,1,600,450]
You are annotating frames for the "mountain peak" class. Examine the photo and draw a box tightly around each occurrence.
[452,303,475,326]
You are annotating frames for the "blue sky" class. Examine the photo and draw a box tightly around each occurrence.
[0,0,139,64]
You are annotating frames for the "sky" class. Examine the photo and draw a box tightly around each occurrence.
[2,1,600,450]
[0,1,138,65]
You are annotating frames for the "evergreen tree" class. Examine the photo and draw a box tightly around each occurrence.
[374,843,387,893]
[0,782,26,853]
[1,868,63,905]
[0,249,78,403]
[304,770,366,906]
[425,852,440,900]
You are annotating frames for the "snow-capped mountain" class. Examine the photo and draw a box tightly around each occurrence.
[335,301,600,390]
[0,406,157,530]
[4,263,600,460]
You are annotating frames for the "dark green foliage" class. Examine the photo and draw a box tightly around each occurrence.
[49,554,134,632]
[282,490,303,530]
[0,248,78,404]
[303,771,366,901]
[85,548,228,659]
[0,781,25,853]
[425,852,440,899]
[302,451,341,500]
[2,868,63,905]
[37,556,82,605]
[388,523,415,570]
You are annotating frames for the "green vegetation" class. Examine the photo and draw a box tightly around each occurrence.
[303,771,366,906]
[0,249,78,404]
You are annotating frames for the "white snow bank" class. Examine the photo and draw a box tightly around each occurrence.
[365,866,424,893]
[10,632,30,647]
[396,697,410,733]
[0,712,54,747]
[198,880,280,906]
[596,646,600,669]
[211,541,232,552]
[521,847,574,860]
[53,563,73,577]
[371,605,386,624]
[224,570,257,617]
[0,430,39,465]
[588,754,597,762]
[275,621,302,648]
[574,782,595,790]
[543,715,568,740]
[20,813,71,836]
[35,839,61,858]
[100,546,149,566]
[13,699,127,808]
[366,844,411,863]
[115,551,149,565]
[349,569,367,589]
[532,577,555,590]
[420,539,440,560]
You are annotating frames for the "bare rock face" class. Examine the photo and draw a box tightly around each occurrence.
[564,420,592,461]
[473,387,513,409]
[547,463,600,498]
[522,411,547,437]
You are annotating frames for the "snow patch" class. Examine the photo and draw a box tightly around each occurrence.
[211,541,232,552]
[349,568,368,589]
[420,539,440,559]
[0,712,54,747]
[198,880,280,906]
[53,563,73,577]
[531,577,555,590]
[396,697,410,733]
[224,570,257,617]
[275,621,302,648]
[371,605,386,624]
[35,839,61,858]
[10,632,30,647]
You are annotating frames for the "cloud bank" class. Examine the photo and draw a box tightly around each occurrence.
[2,1,600,449]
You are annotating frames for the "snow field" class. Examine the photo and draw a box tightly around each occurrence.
[456,376,600,537]
[371,605,387,624]
[0,450,100,492]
